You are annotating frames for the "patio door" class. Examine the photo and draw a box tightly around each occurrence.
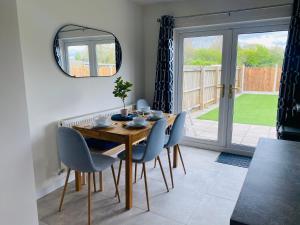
[176,30,233,149]
[175,20,289,154]
[227,26,289,154]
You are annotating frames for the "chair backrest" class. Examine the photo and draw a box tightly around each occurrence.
[136,99,150,110]
[142,118,167,162]
[165,112,186,147]
[57,127,95,172]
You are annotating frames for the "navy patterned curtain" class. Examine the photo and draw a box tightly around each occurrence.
[277,0,300,136]
[53,34,62,67]
[153,15,175,113]
[115,38,122,72]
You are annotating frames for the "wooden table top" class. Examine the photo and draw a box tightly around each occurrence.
[73,113,176,144]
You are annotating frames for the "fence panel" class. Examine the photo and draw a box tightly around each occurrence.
[182,68,202,110]
[276,66,282,91]
[182,64,281,111]
[243,66,280,92]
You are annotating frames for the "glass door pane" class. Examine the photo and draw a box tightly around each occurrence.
[96,43,116,76]
[67,45,90,77]
[231,31,288,147]
[182,35,223,141]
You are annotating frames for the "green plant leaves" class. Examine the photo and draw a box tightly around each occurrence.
[113,77,133,108]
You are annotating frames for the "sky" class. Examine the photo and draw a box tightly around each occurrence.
[239,31,288,49]
[186,31,288,49]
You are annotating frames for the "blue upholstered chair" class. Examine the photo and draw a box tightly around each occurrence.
[85,138,123,192]
[136,99,150,110]
[57,127,120,225]
[116,119,169,211]
[163,112,187,188]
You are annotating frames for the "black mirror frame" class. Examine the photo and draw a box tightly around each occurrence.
[53,24,122,78]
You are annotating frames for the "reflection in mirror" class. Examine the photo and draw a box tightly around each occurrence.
[53,24,122,77]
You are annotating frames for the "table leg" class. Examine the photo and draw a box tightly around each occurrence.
[125,139,133,209]
[82,172,86,185]
[75,171,82,191]
[173,145,179,168]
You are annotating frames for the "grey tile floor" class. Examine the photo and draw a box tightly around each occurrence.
[38,146,248,225]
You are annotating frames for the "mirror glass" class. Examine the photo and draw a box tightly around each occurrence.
[53,24,122,77]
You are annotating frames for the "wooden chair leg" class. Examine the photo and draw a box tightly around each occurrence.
[116,160,122,187]
[154,158,157,168]
[92,172,97,192]
[134,163,137,183]
[173,145,179,168]
[58,168,71,212]
[140,164,144,179]
[167,148,174,188]
[99,171,103,192]
[143,163,150,211]
[88,173,92,225]
[115,160,122,197]
[157,156,169,192]
[177,145,186,174]
[111,165,121,203]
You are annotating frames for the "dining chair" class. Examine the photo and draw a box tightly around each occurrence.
[116,118,169,211]
[152,112,187,187]
[134,98,150,180]
[164,112,187,188]
[136,98,150,110]
[57,127,120,225]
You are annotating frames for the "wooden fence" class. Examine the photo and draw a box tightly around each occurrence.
[70,63,116,77]
[183,65,281,111]
[243,65,281,92]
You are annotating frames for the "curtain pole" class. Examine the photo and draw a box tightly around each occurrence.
[157,3,292,22]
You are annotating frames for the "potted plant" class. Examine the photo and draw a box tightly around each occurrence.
[113,77,133,116]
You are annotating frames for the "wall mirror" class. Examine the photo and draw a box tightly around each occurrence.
[53,24,122,77]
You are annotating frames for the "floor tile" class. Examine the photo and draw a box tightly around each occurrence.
[187,195,236,225]
[38,146,248,225]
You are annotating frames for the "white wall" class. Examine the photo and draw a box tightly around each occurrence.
[0,0,38,224]
[16,0,144,197]
[143,0,293,103]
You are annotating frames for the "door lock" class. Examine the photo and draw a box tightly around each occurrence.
[229,84,238,99]
[217,84,225,98]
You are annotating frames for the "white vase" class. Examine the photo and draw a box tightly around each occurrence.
[121,108,128,117]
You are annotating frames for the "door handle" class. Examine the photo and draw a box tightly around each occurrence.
[217,84,225,98]
[229,84,238,99]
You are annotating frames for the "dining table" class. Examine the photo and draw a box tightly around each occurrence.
[73,113,177,209]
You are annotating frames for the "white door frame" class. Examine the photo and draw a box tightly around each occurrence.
[174,18,290,156]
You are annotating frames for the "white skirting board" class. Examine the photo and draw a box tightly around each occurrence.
[36,171,75,200]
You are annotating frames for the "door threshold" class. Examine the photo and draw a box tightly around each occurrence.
[181,139,254,157]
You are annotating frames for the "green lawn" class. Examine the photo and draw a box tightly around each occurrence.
[198,94,278,126]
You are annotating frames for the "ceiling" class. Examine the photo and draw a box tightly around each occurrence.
[131,0,187,5]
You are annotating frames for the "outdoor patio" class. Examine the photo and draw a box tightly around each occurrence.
[185,118,277,147]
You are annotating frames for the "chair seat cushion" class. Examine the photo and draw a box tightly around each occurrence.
[85,138,121,151]
[117,144,146,162]
[91,153,116,171]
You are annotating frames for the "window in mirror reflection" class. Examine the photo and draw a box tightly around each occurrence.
[67,45,90,77]
[96,43,116,76]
